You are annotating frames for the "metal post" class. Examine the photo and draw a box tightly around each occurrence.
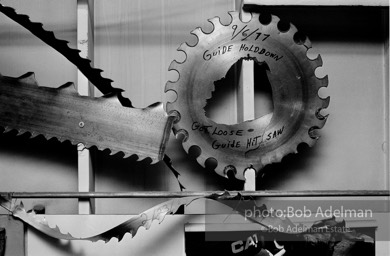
[2,190,389,198]
[77,0,95,214]
[236,0,257,191]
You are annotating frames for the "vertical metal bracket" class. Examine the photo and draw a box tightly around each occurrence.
[77,0,95,214]
[236,0,256,191]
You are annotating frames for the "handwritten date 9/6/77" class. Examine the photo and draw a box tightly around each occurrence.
[231,25,270,42]
[202,25,272,61]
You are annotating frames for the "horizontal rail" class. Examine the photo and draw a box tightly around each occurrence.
[243,0,389,6]
[1,190,389,198]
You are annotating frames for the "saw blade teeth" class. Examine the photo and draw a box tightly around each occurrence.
[177,42,190,55]
[204,157,218,171]
[175,129,189,143]
[165,92,178,107]
[249,12,259,23]
[16,129,26,136]
[125,151,151,163]
[122,151,131,158]
[149,157,159,165]
[311,54,323,68]
[318,74,329,88]
[307,127,321,141]
[198,156,207,169]
[227,11,239,25]
[223,165,237,177]
[261,155,272,167]
[258,13,272,26]
[274,147,299,159]
[271,149,287,163]
[270,14,281,26]
[165,101,175,113]
[101,92,123,107]
[316,111,329,123]
[165,81,178,93]
[304,130,318,145]
[275,150,286,163]
[208,16,223,31]
[144,102,164,113]
[3,126,12,133]
[320,96,330,109]
[302,36,312,50]
[166,10,329,180]
[94,145,104,152]
[30,131,39,139]
[43,134,53,141]
[130,153,141,161]
[182,141,192,155]
[168,60,183,73]
[286,22,298,36]
[283,145,299,155]
[167,109,181,123]
[17,72,38,86]
[190,27,206,42]
[276,19,292,34]
[189,144,202,160]
[312,114,327,129]
[58,82,77,94]
[109,149,118,156]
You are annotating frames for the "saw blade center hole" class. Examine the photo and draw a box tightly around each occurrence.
[205,60,274,125]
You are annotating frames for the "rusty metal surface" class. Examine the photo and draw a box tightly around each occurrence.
[165,12,329,180]
[0,73,174,163]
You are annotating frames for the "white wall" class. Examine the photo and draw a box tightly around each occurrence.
[0,1,388,255]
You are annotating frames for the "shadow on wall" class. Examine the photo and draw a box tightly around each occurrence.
[0,129,77,175]
[256,143,318,190]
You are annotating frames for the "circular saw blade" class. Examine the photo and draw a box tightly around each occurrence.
[165,12,329,180]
